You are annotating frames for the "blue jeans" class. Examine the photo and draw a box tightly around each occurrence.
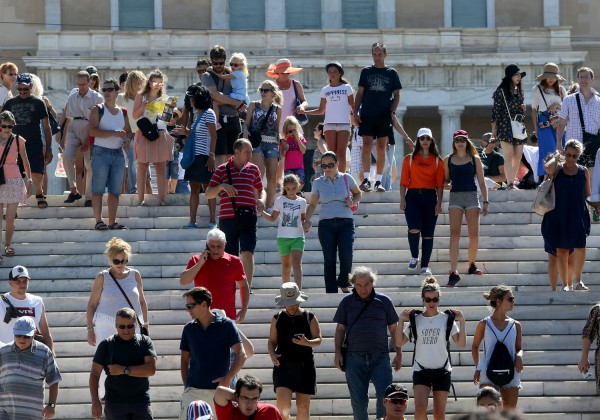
[125,136,137,193]
[175,179,190,193]
[381,143,396,191]
[91,145,125,195]
[318,217,354,293]
[345,352,393,420]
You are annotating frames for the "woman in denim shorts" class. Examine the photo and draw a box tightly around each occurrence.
[244,80,282,211]
[443,129,488,287]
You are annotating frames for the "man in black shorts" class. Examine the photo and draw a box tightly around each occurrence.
[354,43,402,192]
[202,45,246,165]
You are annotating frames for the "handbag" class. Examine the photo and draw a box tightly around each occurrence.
[181,111,204,170]
[226,163,257,231]
[575,94,600,167]
[532,176,556,216]
[249,103,275,148]
[500,89,527,140]
[292,81,308,125]
[136,117,160,141]
[340,296,373,372]
[342,173,359,214]
[107,270,149,336]
[0,134,17,186]
[48,112,60,135]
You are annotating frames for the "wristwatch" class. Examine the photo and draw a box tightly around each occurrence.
[123,366,130,376]
[47,403,56,408]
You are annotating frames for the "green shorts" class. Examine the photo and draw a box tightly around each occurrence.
[277,237,305,256]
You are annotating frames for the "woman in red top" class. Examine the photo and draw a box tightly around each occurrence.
[400,128,445,275]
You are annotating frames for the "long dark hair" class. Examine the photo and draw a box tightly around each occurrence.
[451,138,478,157]
[495,77,523,99]
[539,79,564,99]
[412,134,441,158]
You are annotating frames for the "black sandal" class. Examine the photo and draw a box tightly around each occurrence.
[94,221,109,231]
[35,194,48,209]
[108,222,128,230]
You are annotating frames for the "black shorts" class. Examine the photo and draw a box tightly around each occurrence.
[19,139,45,175]
[358,114,392,138]
[184,154,213,185]
[413,369,452,392]
[219,216,257,255]
[215,115,241,155]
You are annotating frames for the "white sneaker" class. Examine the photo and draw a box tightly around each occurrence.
[420,267,432,275]
[562,285,572,291]
[408,258,419,270]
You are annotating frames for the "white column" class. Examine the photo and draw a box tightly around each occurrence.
[439,106,464,156]
[266,0,285,29]
[377,0,395,29]
[443,0,452,27]
[322,0,342,29]
[212,0,229,29]
[154,0,163,29]
[45,0,61,30]
[394,107,408,191]
[543,0,560,26]
[486,0,495,28]
[110,0,119,30]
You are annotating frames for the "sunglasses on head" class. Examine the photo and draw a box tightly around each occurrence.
[387,398,407,406]
[113,258,128,265]
[259,88,272,94]
[424,297,439,303]
[212,61,225,66]
[185,302,199,310]
[117,324,135,330]
[321,163,336,169]
[1,124,14,129]
[454,138,467,143]
[102,87,116,93]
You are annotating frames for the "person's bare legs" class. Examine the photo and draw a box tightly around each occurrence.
[500,141,523,186]
[4,203,17,254]
[241,251,255,288]
[137,161,149,204]
[500,387,519,410]
[295,392,312,420]
[375,136,387,176]
[92,193,103,223]
[448,208,464,273]
[432,390,450,420]
[280,254,291,282]
[571,248,586,286]
[107,193,119,226]
[548,253,558,291]
[325,130,351,173]
[556,248,570,288]
[291,249,304,289]
[264,157,278,209]
[188,181,202,225]
[465,207,481,266]
[275,387,293,420]
[201,183,216,225]
[154,161,167,204]
[361,135,373,177]
[413,384,431,420]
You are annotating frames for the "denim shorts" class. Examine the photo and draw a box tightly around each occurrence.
[448,191,480,210]
[324,123,351,132]
[277,237,305,256]
[166,151,180,180]
[253,139,279,159]
[91,145,125,195]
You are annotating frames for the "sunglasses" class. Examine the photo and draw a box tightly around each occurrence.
[185,303,198,310]
[1,124,14,129]
[259,88,272,94]
[419,137,432,141]
[212,61,225,66]
[17,87,30,92]
[321,163,336,169]
[102,87,116,93]
[424,297,439,303]
[454,138,467,143]
[117,324,135,330]
[387,398,407,406]
[113,258,128,265]
[15,334,33,339]
[504,296,515,302]
[565,152,580,159]
[230,63,241,67]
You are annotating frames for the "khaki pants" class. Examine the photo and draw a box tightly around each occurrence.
[63,119,92,199]
[179,387,216,420]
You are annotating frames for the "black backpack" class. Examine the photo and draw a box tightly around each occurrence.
[485,319,515,387]
[408,309,457,400]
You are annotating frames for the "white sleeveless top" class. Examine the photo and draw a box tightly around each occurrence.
[0,293,44,344]
[95,106,126,149]
[280,82,298,132]
[94,269,143,323]
[477,317,518,374]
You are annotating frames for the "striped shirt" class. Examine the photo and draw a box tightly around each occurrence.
[0,341,62,419]
[209,157,263,219]
[192,109,216,156]
[557,90,600,142]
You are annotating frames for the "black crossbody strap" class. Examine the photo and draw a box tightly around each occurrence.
[225,163,238,211]
[107,269,144,327]
[576,94,587,134]
[344,297,374,341]
[537,85,549,110]
[253,102,275,132]
[1,294,19,322]
[0,134,15,167]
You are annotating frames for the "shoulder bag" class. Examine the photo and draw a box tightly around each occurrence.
[575,94,600,167]
[292,81,308,125]
[226,163,257,231]
[500,89,527,140]
[342,174,359,214]
[181,111,204,170]
[107,270,149,336]
[1,294,45,344]
[249,103,275,148]
[340,297,373,372]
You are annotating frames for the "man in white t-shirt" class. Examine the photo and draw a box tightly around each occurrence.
[0,265,54,352]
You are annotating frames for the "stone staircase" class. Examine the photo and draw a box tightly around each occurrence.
[3,190,600,419]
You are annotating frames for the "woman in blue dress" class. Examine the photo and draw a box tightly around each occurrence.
[541,140,591,291]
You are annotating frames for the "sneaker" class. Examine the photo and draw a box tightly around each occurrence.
[84,199,92,207]
[420,267,432,276]
[408,258,419,270]
[447,271,461,287]
[562,285,572,291]
[359,179,372,192]
[468,263,484,275]
[574,282,590,291]
[64,192,82,203]
[374,181,385,192]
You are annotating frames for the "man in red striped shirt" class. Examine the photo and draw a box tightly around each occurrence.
[206,139,265,290]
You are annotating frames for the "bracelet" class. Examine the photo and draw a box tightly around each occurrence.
[483,201,489,204]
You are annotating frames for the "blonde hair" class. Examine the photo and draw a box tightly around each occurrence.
[282,116,303,138]
[142,69,167,97]
[125,70,147,101]
[29,73,44,97]
[258,80,283,106]
[230,52,249,78]
[0,62,18,87]
[483,285,512,309]
[421,276,441,298]
[105,237,132,262]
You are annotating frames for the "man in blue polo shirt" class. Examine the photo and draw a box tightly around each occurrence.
[333,266,401,420]
[179,287,246,419]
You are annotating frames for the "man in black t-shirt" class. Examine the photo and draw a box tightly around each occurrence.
[354,43,402,192]
[1,73,52,208]
[89,308,157,420]
[479,132,506,184]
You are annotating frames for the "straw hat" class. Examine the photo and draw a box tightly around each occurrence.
[275,282,308,307]
[266,59,303,78]
[536,62,566,82]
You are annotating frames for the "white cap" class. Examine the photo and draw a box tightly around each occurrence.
[9,265,30,280]
[417,128,433,138]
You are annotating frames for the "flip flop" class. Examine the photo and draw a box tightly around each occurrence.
[94,221,109,231]
[182,222,199,229]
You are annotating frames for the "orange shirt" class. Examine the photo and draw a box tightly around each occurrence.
[400,153,445,189]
